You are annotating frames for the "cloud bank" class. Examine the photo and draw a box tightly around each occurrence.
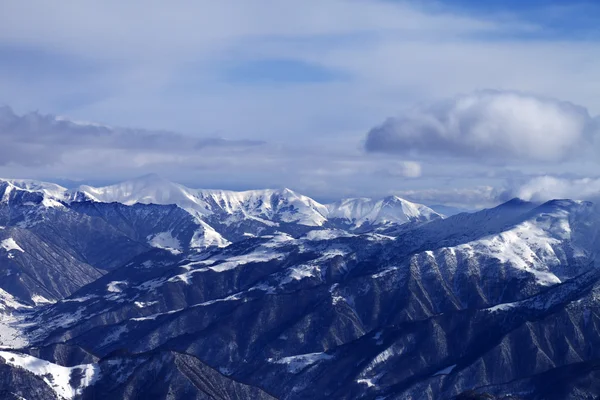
[0,106,263,166]
[507,176,600,203]
[0,106,427,202]
[365,90,599,162]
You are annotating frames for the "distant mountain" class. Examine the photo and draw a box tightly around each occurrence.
[1,174,441,233]
[2,176,600,399]
[70,174,443,230]
[326,195,442,228]
[0,175,442,307]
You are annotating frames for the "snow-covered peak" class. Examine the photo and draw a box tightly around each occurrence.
[2,175,443,230]
[196,187,329,226]
[1,178,68,198]
[71,175,330,227]
[72,174,212,214]
[326,195,442,228]
[0,178,68,207]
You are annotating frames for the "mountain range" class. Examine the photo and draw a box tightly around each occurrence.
[0,175,599,399]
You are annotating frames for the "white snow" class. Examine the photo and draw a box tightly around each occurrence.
[0,351,100,399]
[209,251,284,273]
[364,347,399,373]
[357,375,382,388]
[1,179,68,202]
[190,220,230,249]
[61,295,99,303]
[487,302,519,312]
[71,175,329,227]
[168,250,284,284]
[134,301,158,308]
[0,312,29,348]
[371,266,399,279]
[452,217,568,286]
[304,229,354,241]
[0,288,30,311]
[268,352,334,373]
[357,378,376,387]
[147,231,182,255]
[131,307,185,322]
[278,264,320,287]
[41,197,65,209]
[107,281,127,293]
[31,294,55,305]
[260,232,295,248]
[66,175,440,230]
[326,196,441,228]
[1,238,24,253]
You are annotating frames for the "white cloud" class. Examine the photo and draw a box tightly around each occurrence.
[365,90,599,162]
[1,1,600,208]
[510,176,600,202]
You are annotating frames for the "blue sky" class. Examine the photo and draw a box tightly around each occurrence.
[0,1,599,206]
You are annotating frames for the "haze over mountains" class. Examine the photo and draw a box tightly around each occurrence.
[0,176,600,399]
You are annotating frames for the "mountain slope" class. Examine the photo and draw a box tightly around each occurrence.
[327,195,442,229]
[1,197,595,399]
[5,177,600,399]
[70,174,443,230]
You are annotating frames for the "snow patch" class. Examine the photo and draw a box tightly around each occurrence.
[0,312,29,348]
[147,231,182,255]
[107,281,127,293]
[304,229,354,241]
[31,294,55,305]
[487,302,519,312]
[0,288,30,311]
[134,301,158,308]
[190,221,230,249]
[61,295,99,303]
[1,238,24,253]
[268,352,334,373]
[0,351,100,399]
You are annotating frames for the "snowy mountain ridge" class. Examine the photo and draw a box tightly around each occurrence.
[3,175,600,398]
[0,175,444,229]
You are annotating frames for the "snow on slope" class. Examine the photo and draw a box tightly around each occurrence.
[147,231,182,255]
[268,352,334,373]
[0,179,68,201]
[70,175,440,228]
[0,178,68,207]
[403,199,592,288]
[191,220,231,248]
[1,238,24,253]
[74,174,211,213]
[197,187,329,226]
[72,175,329,227]
[1,175,442,230]
[0,351,99,399]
